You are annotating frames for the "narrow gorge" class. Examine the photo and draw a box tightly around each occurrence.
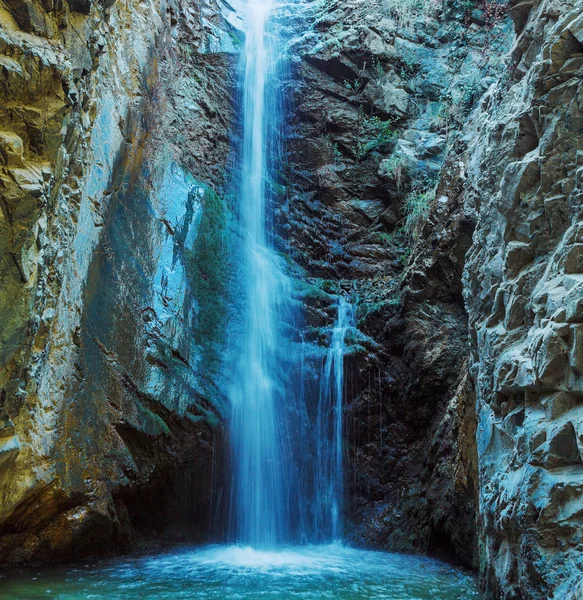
[0,0,582,598]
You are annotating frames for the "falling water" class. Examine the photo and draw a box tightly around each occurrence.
[315,298,354,541]
[228,0,292,548]
[229,0,353,548]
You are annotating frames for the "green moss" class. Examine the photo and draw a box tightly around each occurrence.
[228,29,244,50]
[135,399,171,436]
[266,176,287,199]
[302,281,335,305]
[298,278,343,304]
[185,186,230,371]
[186,403,220,429]
[320,279,340,295]
[398,248,412,265]
[355,297,401,327]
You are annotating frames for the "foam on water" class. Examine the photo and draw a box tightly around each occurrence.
[0,545,481,599]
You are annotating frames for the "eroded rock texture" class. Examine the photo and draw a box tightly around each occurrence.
[0,0,238,564]
[279,0,511,570]
[282,0,583,594]
[464,0,583,596]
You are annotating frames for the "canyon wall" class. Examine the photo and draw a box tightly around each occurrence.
[2,0,583,597]
[0,0,237,563]
[465,0,583,596]
[282,0,583,596]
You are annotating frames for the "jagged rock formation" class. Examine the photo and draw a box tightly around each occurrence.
[464,0,583,596]
[0,0,238,564]
[280,0,510,570]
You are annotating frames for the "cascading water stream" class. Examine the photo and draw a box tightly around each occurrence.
[315,298,354,541]
[229,0,292,548]
[229,0,351,549]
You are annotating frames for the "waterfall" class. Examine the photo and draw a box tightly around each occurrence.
[228,0,352,549]
[228,0,291,548]
[315,298,354,541]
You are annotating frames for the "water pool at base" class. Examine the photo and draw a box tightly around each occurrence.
[0,544,481,599]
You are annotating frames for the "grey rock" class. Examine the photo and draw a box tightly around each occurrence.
[531,421,582,468]
[464,0,583,595]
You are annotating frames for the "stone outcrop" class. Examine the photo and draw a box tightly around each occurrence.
[0,0,238,564]
[464,0,583,596]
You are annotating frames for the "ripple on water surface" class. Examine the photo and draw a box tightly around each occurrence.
[0,544,481,599]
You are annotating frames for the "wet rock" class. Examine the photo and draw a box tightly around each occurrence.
[345,199,386,223]
[0,0,237,565]
[67,0,92,14]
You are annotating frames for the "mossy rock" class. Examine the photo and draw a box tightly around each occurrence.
[185,185,231,371]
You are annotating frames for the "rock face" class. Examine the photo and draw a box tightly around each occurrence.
[279,0,511,570]
[281,0,583,594]
[0,0,238,564]
[464,0,583,596]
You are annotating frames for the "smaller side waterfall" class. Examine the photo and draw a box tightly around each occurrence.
[315,297,354,541]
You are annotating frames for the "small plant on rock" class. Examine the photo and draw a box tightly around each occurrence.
[398,52,419,80]
[384,0,440,26]
[398,248,412,265]
[379,232,395,247]
[344,78,363,94]
[373,58,386,82]
[357,116,396,160]
[402,189,435,242]
[382,152,408,190]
